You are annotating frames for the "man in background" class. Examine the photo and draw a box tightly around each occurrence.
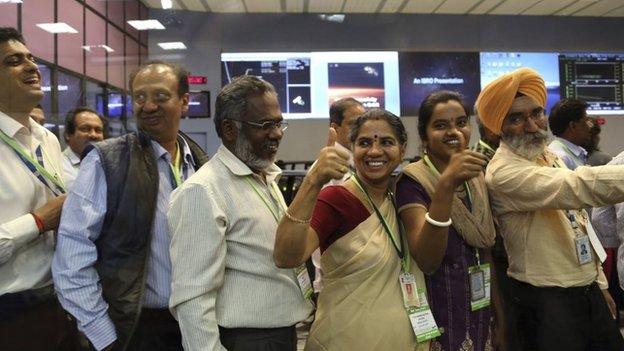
[548,98,593,170]
[30,104,46,125]
[61,107,106,188]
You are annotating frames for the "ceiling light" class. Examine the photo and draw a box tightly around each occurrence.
[318,14,345,23]
[36,23,78,34]
[0,0,23,3]
[161,0,172,9]
[81,44,115,53]
[158,42,187,50]
[127,19,165,30]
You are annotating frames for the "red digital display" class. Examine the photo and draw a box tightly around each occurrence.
[188,76,208,84]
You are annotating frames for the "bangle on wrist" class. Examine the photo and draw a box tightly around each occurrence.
[31,212,45,233]
[424,212,452,227]
[284,210,311,224]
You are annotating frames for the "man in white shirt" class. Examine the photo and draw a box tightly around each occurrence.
[547,98,593,170]
[168,75,313,351]
[0,27,74,350]
[61,107,106,188]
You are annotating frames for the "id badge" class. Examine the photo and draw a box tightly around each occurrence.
[294,265,313,299]
[407,307,441,343]
[399,272,420,308]
[468,263,491,311]
[575,235,593,265]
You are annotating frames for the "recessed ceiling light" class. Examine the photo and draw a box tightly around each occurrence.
[158,42,187,50]
[0,0,23,3]
[36,23,78,34]
[161,0,172,9]
[318,14,345,23]
[81,44,115,53]
[127,19,165,31]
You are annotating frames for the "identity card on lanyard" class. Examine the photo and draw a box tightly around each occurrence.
[467,248,491,311]
[352,175,441,343]
[244,176,313,300]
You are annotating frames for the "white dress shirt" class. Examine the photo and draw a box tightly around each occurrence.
[61,147,81,189]
[0,111,63,295]
[168,145,313,351]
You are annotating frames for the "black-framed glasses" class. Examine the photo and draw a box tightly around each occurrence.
[228,118,289,132]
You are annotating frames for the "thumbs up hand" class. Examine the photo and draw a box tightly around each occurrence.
[440,131,488,188]
[308,127,351,187]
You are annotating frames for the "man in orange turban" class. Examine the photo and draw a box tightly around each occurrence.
[478,67,624,350]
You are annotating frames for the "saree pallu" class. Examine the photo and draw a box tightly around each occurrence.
[306,197,429,351]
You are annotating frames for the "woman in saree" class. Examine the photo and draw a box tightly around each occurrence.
[396,91,497,351]
[274,109,430,350]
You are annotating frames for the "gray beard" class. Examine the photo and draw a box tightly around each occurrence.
[233,135,275,171]
[502,129,552,161]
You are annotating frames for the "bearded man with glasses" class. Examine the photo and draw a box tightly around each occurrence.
[476,67,624,350]
[167,75,313,351]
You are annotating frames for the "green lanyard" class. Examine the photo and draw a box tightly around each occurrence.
[168,143,183,188]
[477,139,496,154]
[244,176,284,222]
[0,129,66,193]
[423,155,472,206]
[351,174,409,272]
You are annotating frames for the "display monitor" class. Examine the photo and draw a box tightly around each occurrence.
[187,91,210,118]
[107,92,124,118]
[221,52,312,117]
[399,52,480,116]
[221,51,400,118]
[559,53,624,114]
[480,52,560,114]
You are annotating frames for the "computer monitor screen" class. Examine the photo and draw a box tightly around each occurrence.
[480,52,560,114]
[399,52,480,116]
[221,51,400,118]
[221,52,312,117]
[559,53,624,114]
[187,91,210,118]
[107,92,123,118]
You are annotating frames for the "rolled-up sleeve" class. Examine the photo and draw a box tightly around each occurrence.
[52,151,117,350]
[168,182,228,351]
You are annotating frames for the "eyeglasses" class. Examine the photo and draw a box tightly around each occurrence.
[228,118,289,132]
[504,108,545,127]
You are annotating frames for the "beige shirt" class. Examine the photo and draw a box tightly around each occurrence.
[485,141,624,288]
[168,145,313,351]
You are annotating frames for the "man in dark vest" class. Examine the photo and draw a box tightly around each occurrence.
[53,61,208,351]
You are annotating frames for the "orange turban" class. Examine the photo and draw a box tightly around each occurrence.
[475,67,546,135]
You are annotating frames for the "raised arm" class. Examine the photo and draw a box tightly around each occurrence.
[273,128,349,268]
[400,139,487,274]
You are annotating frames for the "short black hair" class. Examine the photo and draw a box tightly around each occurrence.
[214,75,277,138]
[329,98,363,126]
[0,27,25,46]
[548,98,589,137]
[128,60,189,98]
[349,109,407,146]
[64,107,108,139]
[417,91,470,142]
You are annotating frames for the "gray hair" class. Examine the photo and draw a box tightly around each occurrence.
[214,75,277,138]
